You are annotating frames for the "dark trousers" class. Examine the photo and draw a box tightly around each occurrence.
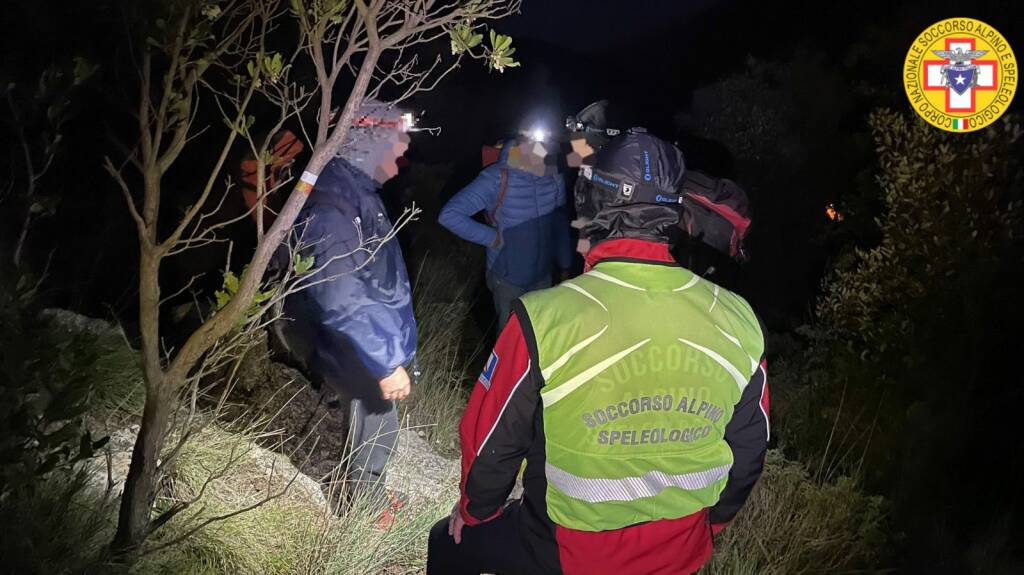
[270,300,401,503]
[486,272,551,331]
[426,503,555,575]
[347,397,399,499]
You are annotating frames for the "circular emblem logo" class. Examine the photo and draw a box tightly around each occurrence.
[903,18,1017,133]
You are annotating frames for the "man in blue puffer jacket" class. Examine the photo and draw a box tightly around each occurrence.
[439,138,573,329]
[276,100,416,509]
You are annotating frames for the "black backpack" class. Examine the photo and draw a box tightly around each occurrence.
[678,171,752,261]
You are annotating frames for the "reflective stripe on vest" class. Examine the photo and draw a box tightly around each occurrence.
[545,462,732,504]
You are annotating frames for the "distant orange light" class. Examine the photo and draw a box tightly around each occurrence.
[825,203,844,222]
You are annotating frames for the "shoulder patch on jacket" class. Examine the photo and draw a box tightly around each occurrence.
[479,351,499,390]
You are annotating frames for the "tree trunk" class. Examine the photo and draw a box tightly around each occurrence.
[111,382,171,554]
[112,243,166,555]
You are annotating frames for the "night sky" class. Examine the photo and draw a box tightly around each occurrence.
[504,0,714,52]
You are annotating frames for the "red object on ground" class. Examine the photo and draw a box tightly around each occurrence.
[374,491,408,531]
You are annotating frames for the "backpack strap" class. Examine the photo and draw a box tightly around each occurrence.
[487,168,510,224]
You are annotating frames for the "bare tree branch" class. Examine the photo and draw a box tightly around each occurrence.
[103,157,147,242]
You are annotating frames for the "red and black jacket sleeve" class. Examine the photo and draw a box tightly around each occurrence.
[458,311,543,525]
[708,356,770,531]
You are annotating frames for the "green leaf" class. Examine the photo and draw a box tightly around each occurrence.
[254,286,271,303]
[215,290,230,310]
[223,270,239,294]
[485,31,519,72]
[450,24,483,55]
[293,254,315,275]
[201,4,222,20]
[490,32,512,52]
[267,52,285,82]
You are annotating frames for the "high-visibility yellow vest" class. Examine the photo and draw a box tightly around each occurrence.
[519,260,763,531]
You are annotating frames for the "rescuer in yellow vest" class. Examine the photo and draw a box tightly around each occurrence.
[427,128,769,575]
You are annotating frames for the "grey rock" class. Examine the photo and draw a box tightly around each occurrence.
[39,308,123,339]
[385,429,459,505]
[88,424,328,511]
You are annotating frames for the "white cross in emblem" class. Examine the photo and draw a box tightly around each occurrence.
[923,38,997,113]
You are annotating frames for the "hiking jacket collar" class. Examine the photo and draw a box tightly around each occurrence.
[585,238,677,270]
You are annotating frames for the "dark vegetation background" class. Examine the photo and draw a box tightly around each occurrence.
[2,0,1023,572]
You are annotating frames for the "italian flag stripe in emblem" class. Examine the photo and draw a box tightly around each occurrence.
[952,118,970,131]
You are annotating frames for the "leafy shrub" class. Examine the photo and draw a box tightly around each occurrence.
[0,467,117,575]
[0,273,110,500]
[704,451,887,575]
[0,275,142,573]
[781,112,1024,569]
[817,111,1022,347]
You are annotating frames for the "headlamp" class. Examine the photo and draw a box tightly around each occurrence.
[401,111,441,135]
[565,114,621,137]
[401,112,415,132]
[342,109,436,134]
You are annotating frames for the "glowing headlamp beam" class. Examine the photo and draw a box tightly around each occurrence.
[401,112,415,132]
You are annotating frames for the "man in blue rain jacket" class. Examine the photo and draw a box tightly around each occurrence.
[277,101,416,509]
[439,138,573,330]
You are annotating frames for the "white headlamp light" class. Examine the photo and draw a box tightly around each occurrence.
[401,112,415,132]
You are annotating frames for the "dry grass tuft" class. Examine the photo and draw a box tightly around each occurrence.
[703,451,888,574]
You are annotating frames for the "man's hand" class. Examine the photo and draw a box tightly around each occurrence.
[447,503,466,544]
[576,237,591,258]
[378,366,411,401]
